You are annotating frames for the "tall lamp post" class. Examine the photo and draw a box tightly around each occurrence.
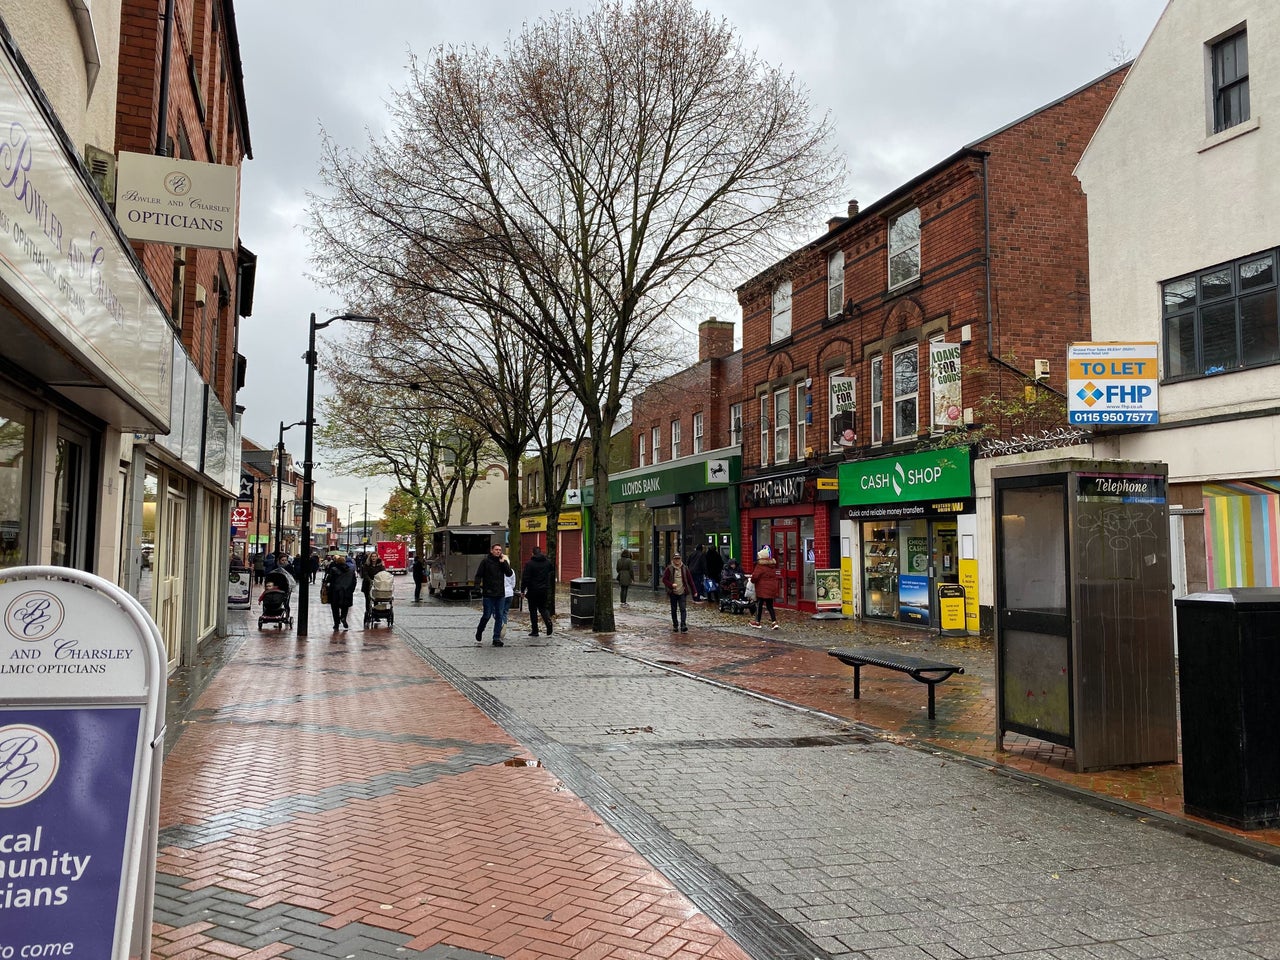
[346,504,353,553]
[275,420,305,556]
[298,312,379,636]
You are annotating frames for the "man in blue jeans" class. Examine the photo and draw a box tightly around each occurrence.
[474,543,513,646]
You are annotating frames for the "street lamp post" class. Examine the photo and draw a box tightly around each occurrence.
[346,504,353,553]
[363,487,369,552]
[298,311,379,636]
[275,420,304,556]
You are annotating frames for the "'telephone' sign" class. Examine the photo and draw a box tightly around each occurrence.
[1068,342,1160,425]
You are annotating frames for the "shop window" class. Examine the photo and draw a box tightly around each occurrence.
[51,434,88,569]
[892,344,919,442]
[0,397,32,566]
[773,388,790,463]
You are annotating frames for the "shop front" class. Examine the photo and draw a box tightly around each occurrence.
[609,453,740,591]
[518,509,586,581]
[740,468,837,610]
[839,448,975,628]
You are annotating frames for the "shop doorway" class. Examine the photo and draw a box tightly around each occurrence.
[771,525,799,605]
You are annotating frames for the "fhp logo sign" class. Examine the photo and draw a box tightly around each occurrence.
[1068,343,1159,425]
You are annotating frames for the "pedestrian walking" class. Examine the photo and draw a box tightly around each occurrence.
[309,552,320,584]
[411,554,427,602]
[749,550,781,630]
[662,552,696,632]
[615,549,634,606]
[322,553,357,631]
[474,543,512,646]
[522,546,555,636]
[252,551,265,585]
[501,560,517,638]
[360,553,385,622]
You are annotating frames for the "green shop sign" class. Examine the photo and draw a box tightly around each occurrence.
[839,448,972,505]
[609,456,741,503]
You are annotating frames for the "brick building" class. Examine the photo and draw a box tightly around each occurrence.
[735,65,1127,621]
[611,319,743,591]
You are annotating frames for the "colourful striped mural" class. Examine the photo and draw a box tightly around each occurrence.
[1202,479,1280,588]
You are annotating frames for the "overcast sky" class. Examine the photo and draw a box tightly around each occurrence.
[232,0,1169,520]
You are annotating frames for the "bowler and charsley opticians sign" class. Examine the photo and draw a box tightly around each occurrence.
[115,152,239,251]
[839,448,972,506]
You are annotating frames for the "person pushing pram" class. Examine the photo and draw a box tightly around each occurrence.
[257,567,296,630]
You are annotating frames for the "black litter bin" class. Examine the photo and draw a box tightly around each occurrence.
[570,577,596,628]
[1175,588,1280,829]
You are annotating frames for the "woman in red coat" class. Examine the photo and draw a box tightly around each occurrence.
[749,554,781,630]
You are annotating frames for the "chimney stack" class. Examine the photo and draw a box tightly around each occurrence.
[698,317,736,362]
[827,216,847,232]
[847,198,860,217]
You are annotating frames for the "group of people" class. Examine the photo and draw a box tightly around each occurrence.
[316,550,394,631]
[473,543,556,646]
[251,550,323,585]
[658,547,780,632]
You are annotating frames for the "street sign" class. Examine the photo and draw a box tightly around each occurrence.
[1068,342,1160,425]
[0,568,166,960]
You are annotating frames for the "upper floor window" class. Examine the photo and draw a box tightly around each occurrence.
[730,402,743,446]
[555,463,563,489]
[795,383,807,458]
[892,344,919,442]
[827,250,844,318]
[638,431,647,467]
[888,208,920,289]
[651,426,661,464]
[1163,249,1277,381]
[771,280,792,342]
[759,395,769,466]
[575,458,584,487]
[773,388,791,463]
[870,356,884,445]
[1212,30,1250,133]
[692,412,704,454]
[670,419,682,459]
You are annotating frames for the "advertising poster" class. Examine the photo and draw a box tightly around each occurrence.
[899,574,930,625]
[929,340,963,427]
[906,536,929,575]
[829,376,856,447]
[958,559,980,633]
[0,706,142,959]
[815,569,842,611]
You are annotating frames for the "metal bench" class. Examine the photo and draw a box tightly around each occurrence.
[828,647,964,720]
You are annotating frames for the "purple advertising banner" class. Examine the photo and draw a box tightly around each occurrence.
[0,706,141,960]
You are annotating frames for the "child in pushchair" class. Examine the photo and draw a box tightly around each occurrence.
[257,568,294,630]
[364,566,395,627]
[717,560,756,616]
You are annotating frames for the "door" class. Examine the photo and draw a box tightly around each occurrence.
[772,526,799,606]
[996,477,1072,745]
[157,477,187,670]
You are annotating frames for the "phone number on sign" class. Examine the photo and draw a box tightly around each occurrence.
[1069,411,1159,424]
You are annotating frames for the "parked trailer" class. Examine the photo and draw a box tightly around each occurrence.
[428,524,508,599]
[376,540,408,575]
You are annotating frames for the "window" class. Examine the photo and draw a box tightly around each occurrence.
[759,395,769,466]
[828,369,855,450]
[774,388,791,463]
[639,431,647,467]
[827,250,844,318]
[692,412,704,454]
[870,356,883,445]
[888,208,920,289]
[1212,30,1249,133]
[796,383,807,458]
[730,403,742,446]
[1163,249,1278,381]
[771,280,792,342]
[652,426,661,464]
[670,419,682,459]
[555,463,563,488]
[892,345,919,441]
[575,458,584,488]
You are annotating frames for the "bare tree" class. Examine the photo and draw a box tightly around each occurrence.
[310,0,845,629]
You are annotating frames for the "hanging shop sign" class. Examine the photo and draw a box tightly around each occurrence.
[115,152,239,251]
[839,448,972,507]
[1067,342,1159,425]
[0,568,166,960]
[929,340,963,428]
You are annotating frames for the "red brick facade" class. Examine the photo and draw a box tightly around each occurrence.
[116,0,250,413]
[736,66,1128,475]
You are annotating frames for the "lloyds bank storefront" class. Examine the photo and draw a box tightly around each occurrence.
[839,447,978,632]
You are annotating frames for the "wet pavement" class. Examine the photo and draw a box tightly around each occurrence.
[151,579,1280,959]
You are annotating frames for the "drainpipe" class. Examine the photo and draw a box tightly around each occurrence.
[155,0,175,155]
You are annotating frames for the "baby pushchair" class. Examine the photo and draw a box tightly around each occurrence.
[365,569,395,627]
[257,569,295,630]
[718,569,756,616]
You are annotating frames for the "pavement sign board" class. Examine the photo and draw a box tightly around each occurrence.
[0,567,166,960]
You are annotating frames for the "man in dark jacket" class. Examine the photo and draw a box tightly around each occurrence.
[411,555,426,602]
[474,543,512,646]
[521,546,555,636]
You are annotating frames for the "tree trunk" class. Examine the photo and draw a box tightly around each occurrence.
[591,431,615,632]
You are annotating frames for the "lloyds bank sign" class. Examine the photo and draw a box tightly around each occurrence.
[838,448,972,505]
